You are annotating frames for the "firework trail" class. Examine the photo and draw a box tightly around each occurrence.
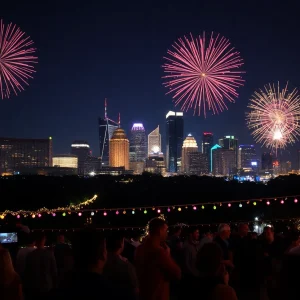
[162,32,244,117]
[246,82,300,150]
[0,20,38,99]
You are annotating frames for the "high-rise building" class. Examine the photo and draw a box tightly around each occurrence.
[98,99,119,165]
[129,123,147,174]
[53,155,78,168]
[0,137,53,174]
[109,128,129,170]
[238,145,257,169]
[148,125,161,155]
[210,144,221,172]
[129,123,147,162]
[181,134,198,173]
[219,136,238,169]
[85,156,101,174]
[202,132,213,158]
[261,152,273,170]
[71,141,90,175]
[166,111,184,173]
[145,152,166,174]
[212,148,235,176]
[188,152,209,175]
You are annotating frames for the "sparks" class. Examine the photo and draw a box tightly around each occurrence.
[246,82,300,150]
[162,32,245,117]
[0,19,38,99]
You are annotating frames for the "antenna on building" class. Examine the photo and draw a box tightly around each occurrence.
[104,98,107,119]
[118,113,121,128]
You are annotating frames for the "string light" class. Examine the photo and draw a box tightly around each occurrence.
[0,194,299,220]
[0,194,98,219]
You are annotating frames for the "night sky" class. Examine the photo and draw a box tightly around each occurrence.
[1,0,300,166]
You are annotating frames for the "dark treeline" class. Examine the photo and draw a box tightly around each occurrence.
[0,174,300,229]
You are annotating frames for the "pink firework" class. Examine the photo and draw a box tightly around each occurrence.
[162,32,244,116]
[0,20,37,99]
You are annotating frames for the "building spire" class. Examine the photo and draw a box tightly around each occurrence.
[105,98,107,119]
[118,113,121,128]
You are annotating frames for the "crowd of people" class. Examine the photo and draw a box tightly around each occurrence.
[0,218,300,300]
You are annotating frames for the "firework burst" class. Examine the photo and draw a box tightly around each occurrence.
[246,82,300,150]
[0,19,38,99]
[162,32,244,117]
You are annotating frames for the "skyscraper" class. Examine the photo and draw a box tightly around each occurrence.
[98,99,119,165]
[261,152,273,170]
[129,123,147,162]
[188,152,209,175]
[148,125,161,155]
[238,145,257,169]
[181,134,198,173]
[109,128,129,170]
[212,148,235,176]
[202,132,213,158]
[71,141,90,175]
[219,136,238,169]
[166,111,184,173]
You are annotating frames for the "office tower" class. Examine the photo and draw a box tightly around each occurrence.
[71,141,90,175]
[181,134,198,173]
[53,155,78,168]
[85,156,102,174]
[212,148,235,176]
[145,152,166,174]
[166,111,184,173]
[210,144,221,172]
[130,123,147,162]
[109,128,129,170]
[202,132,213,158]
[98,99,119,165]
[219,136,238,169]
[148,125,161,155]
[129,123,147,174]
[0,137,52,174]
[238,145,257,169]
[188,152,209,175]
[261,152,273,170]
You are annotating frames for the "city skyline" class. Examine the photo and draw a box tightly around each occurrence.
[1,1,300,168]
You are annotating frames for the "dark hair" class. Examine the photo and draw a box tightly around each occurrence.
[169,226,181,235]
[106,232,124,252]
[187,227,199,235]
[25,233,36,245]
[149,218,167,235]
[34,232,46,243]
[72,230,106,269]
[197,242,223,277]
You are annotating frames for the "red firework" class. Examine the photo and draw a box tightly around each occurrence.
[162,32,244,116]
[0,20,37,99]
